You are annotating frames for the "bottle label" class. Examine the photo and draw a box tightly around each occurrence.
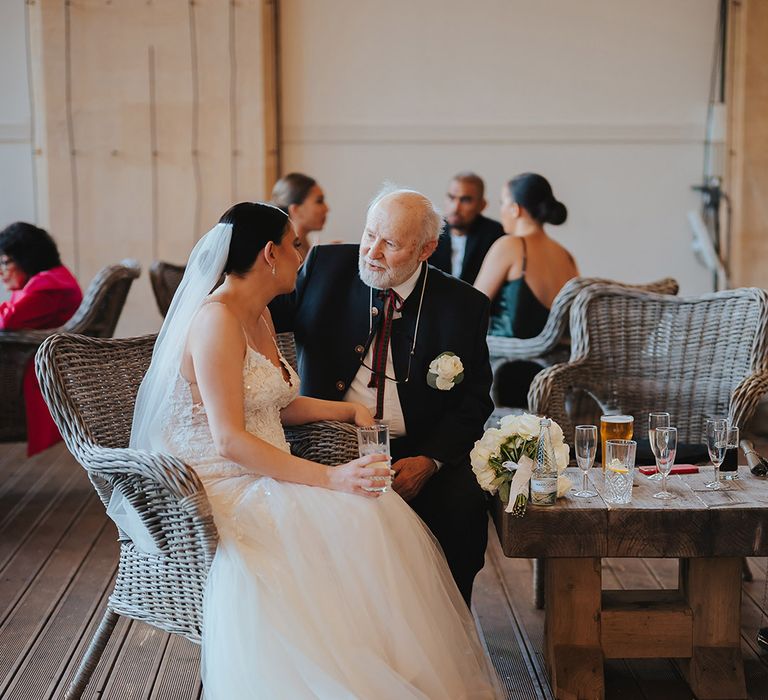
[530,477,557,506]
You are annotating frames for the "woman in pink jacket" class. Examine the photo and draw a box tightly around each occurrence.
[0,222,82,454]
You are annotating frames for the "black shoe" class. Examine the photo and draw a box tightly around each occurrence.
[758,627,768,652]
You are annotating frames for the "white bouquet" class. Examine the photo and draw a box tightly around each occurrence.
[470,413,572,515]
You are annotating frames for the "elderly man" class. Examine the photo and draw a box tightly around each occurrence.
[429,172,504,284]
[271,187,493,603]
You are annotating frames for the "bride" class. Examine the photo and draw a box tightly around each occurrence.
[130,202,501,699]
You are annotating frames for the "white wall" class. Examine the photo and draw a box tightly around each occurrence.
[280,0,719,294]
[0,1,36,303]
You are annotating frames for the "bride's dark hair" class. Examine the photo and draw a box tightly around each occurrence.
[507,173,567,226]
[219,202,289,277]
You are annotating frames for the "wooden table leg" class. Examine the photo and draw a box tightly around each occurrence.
[545,558,604,700]
[678,557,747,700]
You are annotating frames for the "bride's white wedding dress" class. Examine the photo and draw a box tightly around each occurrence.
[161,345,501,699]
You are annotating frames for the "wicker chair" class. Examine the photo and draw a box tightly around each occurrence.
[149,259,299,370]
[35,333,359,699]
[529,285,768,443]
[0,259,140,443]
[148,260,185,317]
[486,276,680,367]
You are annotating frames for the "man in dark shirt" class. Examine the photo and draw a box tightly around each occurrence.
[429,172,504,284]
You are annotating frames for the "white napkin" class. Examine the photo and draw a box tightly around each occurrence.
[504,455,534,515]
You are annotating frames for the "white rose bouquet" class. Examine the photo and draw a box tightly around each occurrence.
[470,413,572,516]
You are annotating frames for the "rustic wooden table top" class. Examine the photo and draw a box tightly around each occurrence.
[493,466,768,559]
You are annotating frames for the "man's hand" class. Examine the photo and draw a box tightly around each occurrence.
[391,456,437,501]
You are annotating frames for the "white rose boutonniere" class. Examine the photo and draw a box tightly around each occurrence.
[427,352,464,391]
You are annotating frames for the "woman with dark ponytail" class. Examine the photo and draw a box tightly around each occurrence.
[474,173,578,405]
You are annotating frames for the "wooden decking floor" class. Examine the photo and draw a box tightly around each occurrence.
[1,441,767,699]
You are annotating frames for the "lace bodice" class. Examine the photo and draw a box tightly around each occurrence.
[162,347,300,479]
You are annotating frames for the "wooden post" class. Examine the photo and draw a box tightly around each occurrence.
[678,557,746,700]
[545,558,604,700]
[724,0,768,288]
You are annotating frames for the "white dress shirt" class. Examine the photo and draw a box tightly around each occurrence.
[450,232,467,278]
[343,264,423,438]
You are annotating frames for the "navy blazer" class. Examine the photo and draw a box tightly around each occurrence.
[429,214,504,284]
[270,244,493,467]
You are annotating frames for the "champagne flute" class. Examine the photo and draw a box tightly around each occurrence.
[705,418,728,490]
[647,411,671,481]
[573,425,598,497]
[652,426,677,500]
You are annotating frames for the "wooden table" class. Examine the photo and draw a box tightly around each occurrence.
[492,466,768,700]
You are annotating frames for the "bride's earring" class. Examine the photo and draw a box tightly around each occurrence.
[271,263,277,276]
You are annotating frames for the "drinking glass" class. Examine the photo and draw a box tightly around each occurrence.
[600,414,633,470]
[722,424,741,481]
[604,439,636,504]
[652,426,677,500]
[646,411,671,481]
[573,425,598,497]
[356,424,391,493]
[705,418,728,490]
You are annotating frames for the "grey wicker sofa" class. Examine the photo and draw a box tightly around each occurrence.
[0,259,140,443]
[35,332,358,699]
[528,285,768,443]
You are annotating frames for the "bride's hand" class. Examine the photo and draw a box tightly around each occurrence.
[326,454,392,498]
[349,403,375,427]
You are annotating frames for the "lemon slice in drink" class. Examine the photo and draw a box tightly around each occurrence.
[608,465,629,474]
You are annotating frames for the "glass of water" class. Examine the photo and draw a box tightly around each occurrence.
[356,424,391,493]
[647,411,671,480]
[573,425,598,497]
[604,439,636,504]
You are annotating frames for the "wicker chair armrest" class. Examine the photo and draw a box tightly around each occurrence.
[527,361,588,441]
[486,333,561,362]
[76,444,217,563]
[80,444,208,497]
[730,370,768,433]
[284,420,360,465]
[0,328,57,346]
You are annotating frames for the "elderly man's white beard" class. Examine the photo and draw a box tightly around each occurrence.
[358,255,420,290]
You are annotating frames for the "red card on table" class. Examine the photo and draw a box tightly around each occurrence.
[637,465,700,475]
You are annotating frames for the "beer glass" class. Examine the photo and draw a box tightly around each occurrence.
[600,415,633,470]
[356,424,391,493]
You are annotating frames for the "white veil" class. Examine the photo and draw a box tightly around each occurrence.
[130,222,233,451]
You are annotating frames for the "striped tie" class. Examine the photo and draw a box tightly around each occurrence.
[367,289,403,419]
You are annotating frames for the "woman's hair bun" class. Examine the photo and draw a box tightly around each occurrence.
[508,172,567,226]
[545,200,567,226]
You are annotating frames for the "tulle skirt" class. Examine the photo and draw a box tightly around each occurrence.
[198,472,502,699]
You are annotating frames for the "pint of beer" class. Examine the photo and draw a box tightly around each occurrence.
[600,415,634,469]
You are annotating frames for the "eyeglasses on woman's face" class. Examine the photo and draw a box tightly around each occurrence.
[0,255,13,272]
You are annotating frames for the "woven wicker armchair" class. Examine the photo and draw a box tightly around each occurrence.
[486,276,680,365]
[149,259,299,370]
[148,260,185,316]
[529,285,768,443]
[35,333,359,699]
[0,259,140,443]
